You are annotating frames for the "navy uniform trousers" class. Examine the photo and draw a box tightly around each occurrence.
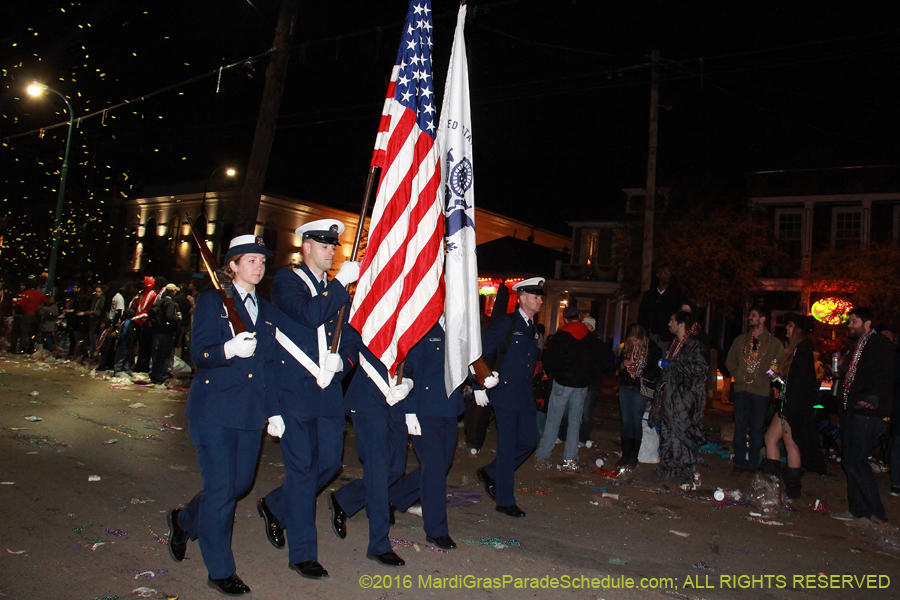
[334,340,409,556]
[390,416,458,537]
[178,290,280,579]
[265,414,345,563]
[179,423,263,579]
[335,410,408,555]
[389,323,464,537]
[262,264,351,564]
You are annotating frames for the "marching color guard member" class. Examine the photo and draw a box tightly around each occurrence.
[474,277,544,518]
[167,235,281,596]
[257,219,360,580]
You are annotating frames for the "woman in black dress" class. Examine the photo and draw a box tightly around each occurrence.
[762,312,826,499]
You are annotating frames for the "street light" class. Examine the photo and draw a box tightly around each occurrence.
[27,81,75,294]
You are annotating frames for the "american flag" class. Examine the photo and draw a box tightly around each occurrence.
[349,0,444,375]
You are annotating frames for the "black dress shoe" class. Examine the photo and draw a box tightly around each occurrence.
[496,504,526,518]
[426,534,457,550]
[257,498,285,549]
[167,508,188,562]
[207,573,251,596]
[366,550,405,567]
[329,492,347,539]
[389,503,397,525]
[476,467,496,500]
[289,560,329,579]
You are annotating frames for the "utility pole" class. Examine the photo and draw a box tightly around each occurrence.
[640,49,659,293]
[235,0,300,235]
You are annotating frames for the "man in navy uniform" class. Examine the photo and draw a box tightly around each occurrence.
[256,219,360,580]
[328,334,415,566]
[389,318,465,549]
[474,277,544,517]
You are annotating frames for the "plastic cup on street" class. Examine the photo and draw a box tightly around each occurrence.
[595,458,604,468]
[714,488,725,501]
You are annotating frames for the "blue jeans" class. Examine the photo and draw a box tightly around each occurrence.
[536,382,587,462]
[558,385,600,443]
[619,385,649,441]
[841,412,888,519]
[733,391,770,468]
[536,411,547,439]
[580,385,600,443]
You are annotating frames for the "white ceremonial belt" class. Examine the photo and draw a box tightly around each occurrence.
[359,354,390,398]
[275,328,319,378]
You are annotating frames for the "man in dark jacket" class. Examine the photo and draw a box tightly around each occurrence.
[149,282,180,384]
[831,307,894,523]
[638,264,685,354]
[534,306,602,471]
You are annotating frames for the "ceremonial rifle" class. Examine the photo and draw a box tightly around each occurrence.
[185,213,247,335]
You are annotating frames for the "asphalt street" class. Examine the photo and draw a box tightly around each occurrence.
[1,352,898,600]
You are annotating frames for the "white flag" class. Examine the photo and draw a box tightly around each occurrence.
[438,4,479,394]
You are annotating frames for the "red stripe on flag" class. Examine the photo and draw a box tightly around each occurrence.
[362,159,442,359]
[352,125,435,329]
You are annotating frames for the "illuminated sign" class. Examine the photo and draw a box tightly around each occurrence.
[811,297,852,325]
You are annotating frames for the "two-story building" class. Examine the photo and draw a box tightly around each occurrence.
[747,165,900,331]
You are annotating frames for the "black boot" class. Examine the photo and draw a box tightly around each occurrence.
[628,437,641,466]
[783,467,803,499]
[616,438,633,467]
[760,458,781,476]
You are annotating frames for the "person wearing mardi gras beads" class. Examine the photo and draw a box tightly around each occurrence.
[725,306,783,471]
[830,307,894,523]
[649,309,708,488]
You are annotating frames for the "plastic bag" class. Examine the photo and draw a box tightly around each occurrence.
[638,409,660,464]
[170,355,192,375]
[750,473,788,512]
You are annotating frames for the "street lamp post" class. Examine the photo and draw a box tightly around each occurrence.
[195,167,236,271]
[27,82,75,294]
[201,166,237,220]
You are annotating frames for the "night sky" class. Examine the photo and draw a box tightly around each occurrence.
[3,0,900,240]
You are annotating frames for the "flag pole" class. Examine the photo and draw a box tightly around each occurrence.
[329,165,380,353]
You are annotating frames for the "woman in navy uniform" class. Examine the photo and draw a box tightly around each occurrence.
[166,235,282,596]
[389,318,465,549]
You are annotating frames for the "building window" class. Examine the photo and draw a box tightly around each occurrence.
[832,208,862,249]
[167,216,180,253]
[578,228,613,267]
[776,211,802,242]
[774,209,803,267]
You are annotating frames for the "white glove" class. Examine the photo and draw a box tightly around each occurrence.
[335,261,361,287]
[483,371,500,389]
[267,415,285,438]
[474,389,490,407]
[323,352,343,373]
[224,331,257,359]
[406,413,422,436]
[316,367,335,389]
[387,378,414,406]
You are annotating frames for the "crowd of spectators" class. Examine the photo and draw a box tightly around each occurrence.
[0,273,203,384]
